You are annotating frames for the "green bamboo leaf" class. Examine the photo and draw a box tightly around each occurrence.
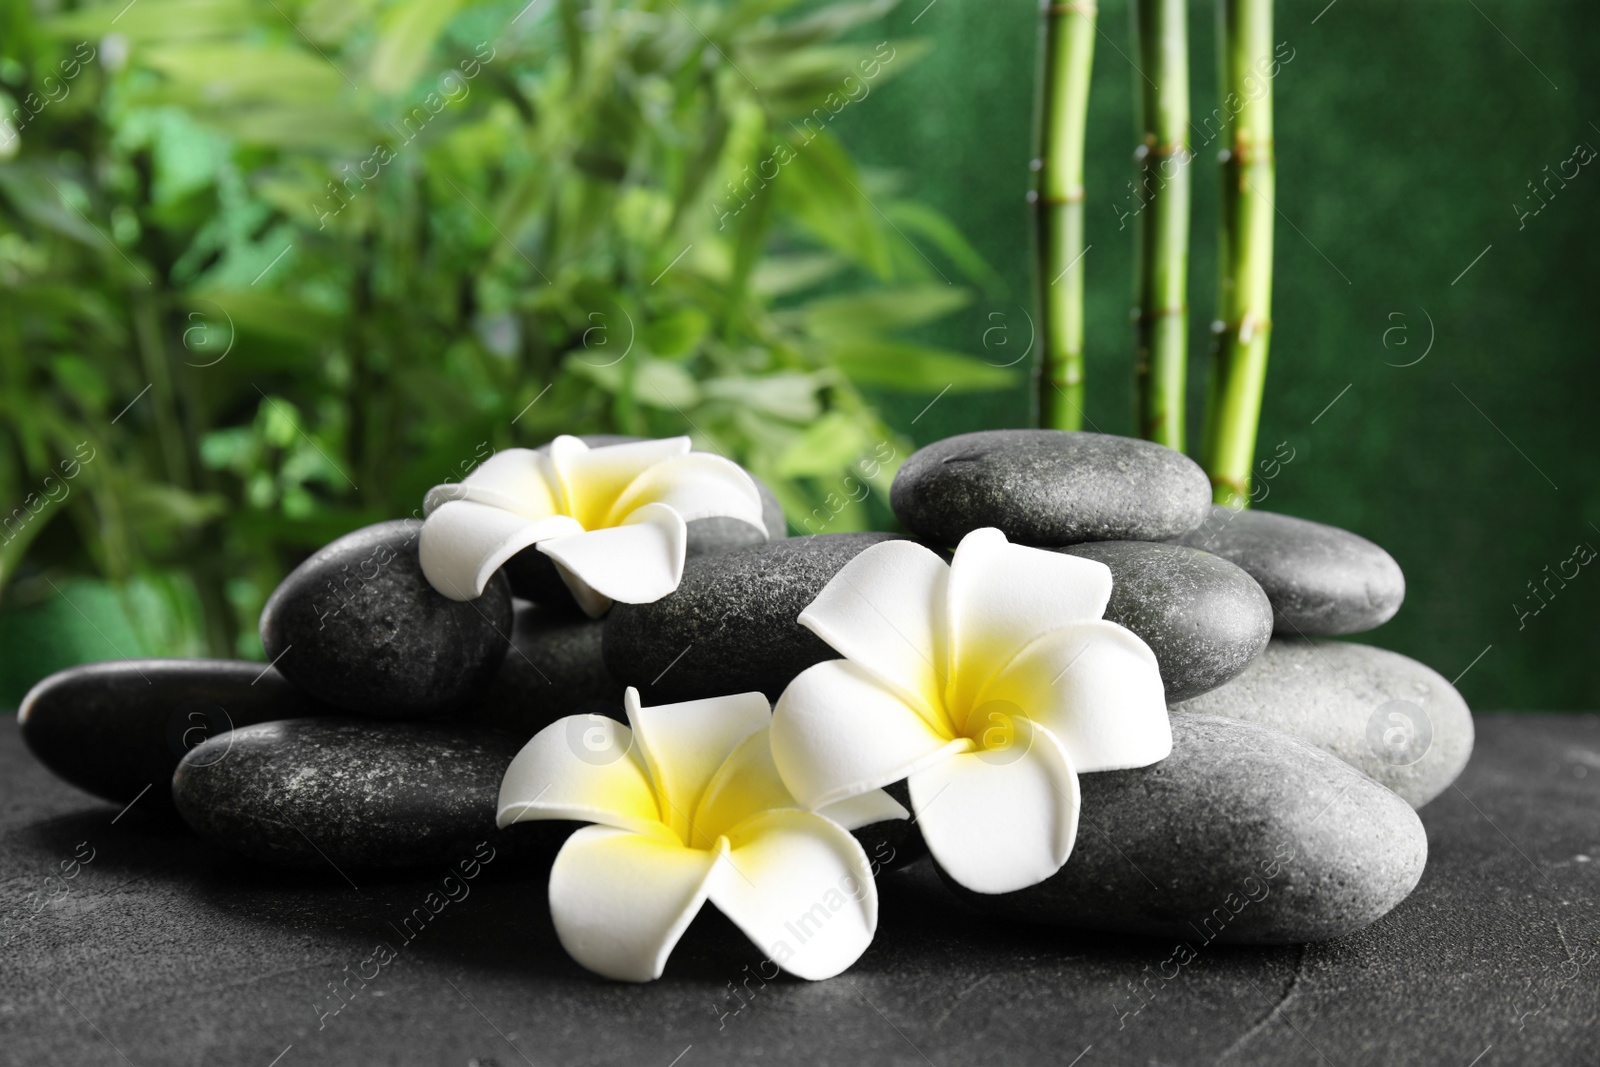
[882,200,1002,290]
[369,0,467,94]
[773,410,872,477]
[801,284,970,340]
[141,44,345,103]
[825,339,1016,391]
[44,0,257,43]
[739,0,900,56]
[701,373,823,421]
[751,254,845,296]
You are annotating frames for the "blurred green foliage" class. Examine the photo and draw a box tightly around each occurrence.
[0,0,1012,668]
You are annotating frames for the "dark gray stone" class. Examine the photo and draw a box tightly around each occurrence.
[604,532,905,702]
[507,435,786,608]
[172,719,528,871]
[259,520,514,717]
[463,601,622,738]
[3,714,1597,1066]
[949,715,1428,943]
[1058,541,1272,701]
[890,429,1212,547]
[17,659,322,814]
[1171,505,1406,636]
[1174,638,1474,808]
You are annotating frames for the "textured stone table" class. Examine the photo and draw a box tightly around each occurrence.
[2,715,1595,1066]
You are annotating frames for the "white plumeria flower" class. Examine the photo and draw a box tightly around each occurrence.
[419,435,766,616]
[497,687,907,982]
[770,527,1172,895]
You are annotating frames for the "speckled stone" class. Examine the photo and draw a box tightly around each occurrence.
[504,436,786,608]
[1058,541,1272,701]
[604,533,904,702]
[1173,638,1474,808]
[172,719,528,871]
[17,659,323,814]
[890,430,1212,547]
[259,520,513,717]
[949,715,1428,943]
[1171,506,1406,636]
[463,601,623,738]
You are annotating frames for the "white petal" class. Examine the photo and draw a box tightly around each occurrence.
[909,718,1079,894]
[817,790,910,831]
[496,715,663,836]
[536,502,687,615]
[424,448,559,519]
[707,810,877,980]
[771,659,967,810]
[796,539,950,725]
[691,728,798,843]
[546,435,691,529]
[419,500,582,601]
[548,825,721,982]
[625,687,772,846]
[608,453,767,534]
[944,528,1113,721]
[976,620,1172,772]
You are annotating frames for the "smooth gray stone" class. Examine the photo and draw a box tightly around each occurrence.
[890,429,1211,547]
[464,601,623,738]
[1171,505,1406,636]
[1058,541,1272,701]
[172,719,528,871]
[17,659,323,813]
[507,435,786,608]
[948,715,1428,944]
[1173,638,1474,808]
[260,520,514,717]
[604,532,905,702]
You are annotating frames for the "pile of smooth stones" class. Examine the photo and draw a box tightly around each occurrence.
[21,429,1470,947]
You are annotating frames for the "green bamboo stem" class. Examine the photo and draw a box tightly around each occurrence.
[1200,0,1274,506]
[1131,0,1190,450]
[1033,0,1096,430]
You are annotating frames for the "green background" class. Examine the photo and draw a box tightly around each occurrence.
[4,0,1595,713]
[833,0,1600,711]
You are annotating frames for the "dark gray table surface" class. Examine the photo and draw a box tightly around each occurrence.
[2,714,1596,1067]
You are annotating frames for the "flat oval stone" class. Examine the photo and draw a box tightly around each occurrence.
[947,715,1427,943]
[1173,639,1473,807]
[890,430,1211,547]
[1058,541,1271,701]
[260,520,513,717]
[604,533,904,702]
[172,719,528,871]
[505,436,786,607]
[464,602,623,737]
[1170,506,1405,636]
[19,659,322,814]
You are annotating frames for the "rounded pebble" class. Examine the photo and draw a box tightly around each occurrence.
[259,520,513,717]
[1173,638,1473,807]
[1058,541,1272,701]
[1170,506,1406,636]
[172,719,529,871]
[890,430,1212,547]
[947,715,1428,944]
